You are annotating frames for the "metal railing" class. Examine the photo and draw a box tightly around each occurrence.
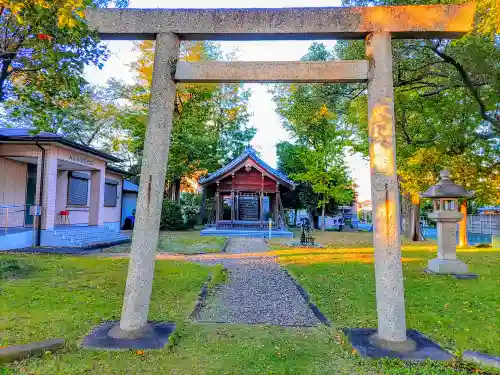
[467,215,500,235]
[0,205,35,230]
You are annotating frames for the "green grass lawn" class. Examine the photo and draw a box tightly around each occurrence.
[273,242,500,356]
[271,229,375,248]
[104,229,227,254]
[1,241,499,375]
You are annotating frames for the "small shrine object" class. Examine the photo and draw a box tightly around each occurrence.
[299,218,315,246]
[420,170,475,275]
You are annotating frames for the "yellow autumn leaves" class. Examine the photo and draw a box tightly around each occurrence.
[319,104,329,117]
[57,0,86,29]
[475,0,500,37]
[0,0,86,28]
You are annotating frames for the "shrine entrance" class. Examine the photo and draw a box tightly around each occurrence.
[235,193,261,222]
[85,3,475,352]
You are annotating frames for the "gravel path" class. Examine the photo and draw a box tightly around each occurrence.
[191,238,321,327]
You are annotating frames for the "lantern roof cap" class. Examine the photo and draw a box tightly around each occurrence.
[420,170,475,199]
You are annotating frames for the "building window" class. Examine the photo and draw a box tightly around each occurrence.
[68,172,89,206]
[104,184,118,207]
[104,178,119,207]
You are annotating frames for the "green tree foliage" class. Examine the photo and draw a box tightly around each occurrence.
[299,0,499,238]
[293,148,352,213]
[475,0,500,38]
[272,43,354,229]
[276,141,313,225]
[2,79,136,168]
[112,41,255,194]
[0,0,128,131]
[333,0,500,208]
[277,142,353,229]
[5,83,116,140]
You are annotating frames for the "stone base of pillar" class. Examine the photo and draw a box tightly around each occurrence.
[344,328,453,361]
[81,321,175,350]
[369,333,416,353]
[108,323,155,340]
[427,258,469,275]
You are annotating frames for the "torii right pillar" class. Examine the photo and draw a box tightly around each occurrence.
[364,32,414,351]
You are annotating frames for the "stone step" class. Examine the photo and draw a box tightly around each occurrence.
[54,228,116,235]
[68,235,128,243]
[44,226,130,248]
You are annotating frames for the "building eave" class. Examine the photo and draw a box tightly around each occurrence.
[0,131,122,163]
[106,165,134,177]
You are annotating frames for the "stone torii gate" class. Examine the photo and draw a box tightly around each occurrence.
[84,4,474,353]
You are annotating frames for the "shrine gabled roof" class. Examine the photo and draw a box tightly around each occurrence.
[198,146,294,189]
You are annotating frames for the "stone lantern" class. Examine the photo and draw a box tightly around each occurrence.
[421,170,474,275]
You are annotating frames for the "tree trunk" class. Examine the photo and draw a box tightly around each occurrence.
[164,181,173,200]
[308,210,315,229]
[458,200,468,248]
[293,208,298,226]
[174,178,181,202]
[321,203,326,231]
[410,196,422,241]
[401,193,412,239]
[199,187,206,225]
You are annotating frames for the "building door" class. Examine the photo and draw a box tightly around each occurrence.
[121,192,137,227]
[238,193,259,221]
[25,163,37,226]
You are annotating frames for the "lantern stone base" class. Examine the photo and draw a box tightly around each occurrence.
[427,258,469,275]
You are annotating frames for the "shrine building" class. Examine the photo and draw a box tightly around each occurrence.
[199,147,294,238]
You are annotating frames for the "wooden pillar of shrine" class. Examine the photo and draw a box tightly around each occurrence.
[231,174,235,223]
[273,183,280,228]
[274,183,280,228]
[215,181,220,226]
[260,173,264,228]
[277,191,283,228]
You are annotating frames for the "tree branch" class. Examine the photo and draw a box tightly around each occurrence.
[0,56,12,101]
[86,123,104,146]
[398,107,436,146]
[419,85,464,97]
[428,44,500,134]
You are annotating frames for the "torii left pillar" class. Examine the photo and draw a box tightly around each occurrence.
[109,32,179,339]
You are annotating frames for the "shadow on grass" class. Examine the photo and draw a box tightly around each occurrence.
[0,259,35,280]
[104,230,227,255]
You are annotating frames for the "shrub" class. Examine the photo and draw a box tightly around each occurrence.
[475,243,491,248]
[0,259,33,279]
[160,199,184,230]
[180,193,200,229]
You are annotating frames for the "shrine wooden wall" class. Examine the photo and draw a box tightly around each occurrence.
[218,169,277,192]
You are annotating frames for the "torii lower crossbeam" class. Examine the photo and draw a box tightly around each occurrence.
[175,61,369,83]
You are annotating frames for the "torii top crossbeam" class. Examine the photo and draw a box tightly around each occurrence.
[86,3,475,41]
